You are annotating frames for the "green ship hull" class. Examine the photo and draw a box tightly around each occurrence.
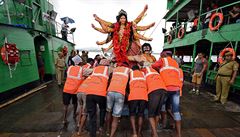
[0,0,74,102]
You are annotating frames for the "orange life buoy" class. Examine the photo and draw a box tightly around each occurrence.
[209,13,224,31]
[1,43,20,64]
[167,35,172,44]
[178,27,185,39]
[218,48,236,64]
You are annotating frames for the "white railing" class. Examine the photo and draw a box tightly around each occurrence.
[54,21,75,43]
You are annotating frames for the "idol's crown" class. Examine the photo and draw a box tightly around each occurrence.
[118,9,127,16]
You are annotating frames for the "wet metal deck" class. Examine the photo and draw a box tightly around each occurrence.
[1,82,240,137]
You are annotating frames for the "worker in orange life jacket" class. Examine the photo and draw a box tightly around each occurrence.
[106,62,130,137]
[162,67,184,131]
[142,66,167,137]
[62,55,84,125]
[79,59,111,137]
[76,58,94,135]
[152,51,182,137]
[128,65,148,137]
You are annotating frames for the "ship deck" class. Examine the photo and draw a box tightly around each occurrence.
[1,82,240,137]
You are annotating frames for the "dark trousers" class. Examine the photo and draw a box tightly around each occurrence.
[86,95,106,137]
[61,30,67,41]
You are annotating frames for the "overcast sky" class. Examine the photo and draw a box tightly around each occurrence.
[50,0,167,53]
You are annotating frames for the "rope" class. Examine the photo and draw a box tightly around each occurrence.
[217,29,234,49]
[8,63,18,78]
[149,18,163,37]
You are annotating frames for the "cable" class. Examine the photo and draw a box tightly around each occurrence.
[149,18,163,37]
[217,29,234,49]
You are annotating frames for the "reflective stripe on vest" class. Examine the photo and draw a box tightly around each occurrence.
[113,68,129,77]
[92,66,108,79]
[67,66,83,80]
[130,71,145,83]
[179,69,184,81]
[83,63,91,69]
[145,67,159,77]
[160,58,180,77]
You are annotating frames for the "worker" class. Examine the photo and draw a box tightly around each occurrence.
[190,53,208,95]
[214,51,239,105]
[143,66,167,137]
[76,58,95,135]
[62,55,83,125]
[79,59,110,137]
[106,63,130,137]
[152,51,182,137]
[128,65,148,137]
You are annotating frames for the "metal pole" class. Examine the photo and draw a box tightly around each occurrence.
[164,20,166,29]
[175,12,179,38]
[234,41,238,51]
[197,0,203,30]
[206,42,213,83]
[192,44,197,70]
[208,42,213,71]
[173,47,176,58]
[4,0,12,24]
[72,34,75,43]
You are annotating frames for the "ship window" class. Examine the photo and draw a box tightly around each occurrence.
[0,0,4,6]
[20,50,32,66]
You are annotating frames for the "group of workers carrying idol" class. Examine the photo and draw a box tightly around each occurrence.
[61,43,183,137]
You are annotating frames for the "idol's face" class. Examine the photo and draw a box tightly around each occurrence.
[120,15,126,24]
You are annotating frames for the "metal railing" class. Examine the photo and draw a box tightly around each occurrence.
[54,21,75,43]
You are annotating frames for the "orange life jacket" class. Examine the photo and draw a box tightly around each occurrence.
[145,67,167,94]
[63,66,83,94]
[77,66,109,97]
[83,63,92,69]
[108,66,130,96]
[76,63,92,93]
[160,57,181,88]
[128,70,148,101]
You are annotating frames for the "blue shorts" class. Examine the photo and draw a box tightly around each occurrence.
[161,91,181,121]
[107,91,125,117]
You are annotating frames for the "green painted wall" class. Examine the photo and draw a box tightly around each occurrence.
[0,25,38,93]
[0,0,31,26]
[0,25,74,93]
[0,0,55,34]
[43,37,74,74]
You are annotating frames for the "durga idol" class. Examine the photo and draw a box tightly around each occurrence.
[92,5,155,66]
